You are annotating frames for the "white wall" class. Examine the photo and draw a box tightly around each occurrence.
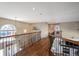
[32,22,48,38]
[60,22,79,38]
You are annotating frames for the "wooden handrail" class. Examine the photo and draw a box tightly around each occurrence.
[63,38,79,46]
[0,31,41,38]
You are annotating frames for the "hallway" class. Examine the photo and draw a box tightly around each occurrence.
[16,37,50,56]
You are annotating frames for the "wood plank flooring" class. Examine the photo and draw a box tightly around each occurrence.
[16,37,52,56]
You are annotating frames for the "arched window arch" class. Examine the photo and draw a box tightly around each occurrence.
[0,24,16,37]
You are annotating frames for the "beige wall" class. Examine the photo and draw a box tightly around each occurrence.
[31,22,48,38]
[0,18,33,34]
[0,18,49,38]
[60,22,79,38]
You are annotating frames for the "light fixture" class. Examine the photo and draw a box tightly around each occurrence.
[33,7,35,11]
[24,29,27,33]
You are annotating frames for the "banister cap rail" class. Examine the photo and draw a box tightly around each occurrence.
[0,31,41,38]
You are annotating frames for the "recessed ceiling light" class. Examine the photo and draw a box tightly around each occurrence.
[33,7,35,11]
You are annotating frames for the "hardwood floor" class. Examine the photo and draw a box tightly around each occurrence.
[16,37,52,56]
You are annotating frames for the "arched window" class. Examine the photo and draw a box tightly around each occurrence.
[0,24,16,37]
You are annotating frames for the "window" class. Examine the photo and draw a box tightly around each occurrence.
[0,24,16,37]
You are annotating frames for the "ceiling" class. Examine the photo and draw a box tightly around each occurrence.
[0,2,79,23]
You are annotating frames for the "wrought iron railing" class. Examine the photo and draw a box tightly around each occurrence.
[0,31,41,56]
[49,34,79,56]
